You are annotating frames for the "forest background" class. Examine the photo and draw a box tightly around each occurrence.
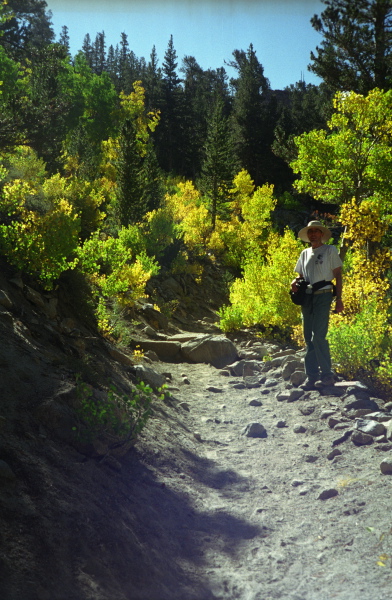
[1,0,392,396]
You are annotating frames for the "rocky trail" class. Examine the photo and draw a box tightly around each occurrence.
[138,353,392,600]
[1,268,392,600]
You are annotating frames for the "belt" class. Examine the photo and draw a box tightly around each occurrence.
[313,289,333,295]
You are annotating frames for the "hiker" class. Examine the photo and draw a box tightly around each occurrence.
[291,220,344,390]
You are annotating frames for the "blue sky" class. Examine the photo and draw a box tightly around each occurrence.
[46,0,325,90]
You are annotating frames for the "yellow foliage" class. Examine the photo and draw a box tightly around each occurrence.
[166,180,201,220]
[230,169,255,215]
[160,174,277,266]
[42,173,106,237]
[119,81,160,147]
[100,81,160,185]
[335,249,390,321]
[340,197,387,247]
[219,229,303,333]
[165,181,212,252]
[0,194,80,288]
[1,178,33,216]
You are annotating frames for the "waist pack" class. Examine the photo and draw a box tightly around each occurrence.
[289,279,333,306]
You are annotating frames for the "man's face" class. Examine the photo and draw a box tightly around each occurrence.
[307,228,323,243]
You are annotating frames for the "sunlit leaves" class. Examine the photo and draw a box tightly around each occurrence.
[292,89,392,206]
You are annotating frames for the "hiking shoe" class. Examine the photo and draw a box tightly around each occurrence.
[315,374,335,388]
[299,378,318,391]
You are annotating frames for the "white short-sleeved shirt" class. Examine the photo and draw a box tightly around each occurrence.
[294,244,342,288]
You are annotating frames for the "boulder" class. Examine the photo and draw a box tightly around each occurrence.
[281,358,303,380]
[180,335,238,368]
[385,420,392,441]
[138,302,168,330]
[133,364,166,389]
[351,430,373,445]
[380,459,392,475]
[355,419,386,437]
[227,359,261,377]
[343,395,379,412]
[133,340,181,361]
[0,290,12,310]
[290,370,307,386]
[242,422,267,438]
[245,343,272,359]
[243,376,261,389]
[276,389,303,403]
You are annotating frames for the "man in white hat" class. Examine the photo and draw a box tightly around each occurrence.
[291,220,344,390]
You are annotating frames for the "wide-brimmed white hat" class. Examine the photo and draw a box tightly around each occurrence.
[298,220,332,243]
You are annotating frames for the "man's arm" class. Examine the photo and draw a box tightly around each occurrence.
[332,266,344,313]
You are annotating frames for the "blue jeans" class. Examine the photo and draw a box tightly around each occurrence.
[301,292,333,380]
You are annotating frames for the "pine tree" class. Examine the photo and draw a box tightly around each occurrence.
[200,97,236,229]
[118,32,130,92]
[58,25,70,54]
[272,81,332,180]
[116,117,145,226]
[155,35,185,173]
[181,55,208,178]
[82,33,93,68]
[309,0,392,93]
[144,45,162,111]
[140,141,164,214]
[92,31,106,75]
[106,44,119,82]
[0,0,54,59]
[229,44,277,187]
[24,44,76,172]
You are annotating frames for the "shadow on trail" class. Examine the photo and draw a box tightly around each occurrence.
[180,446,256,496]
[1,434,264,600]
[116,450,263,599]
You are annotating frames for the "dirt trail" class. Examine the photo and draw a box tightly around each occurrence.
[123,359,392,600]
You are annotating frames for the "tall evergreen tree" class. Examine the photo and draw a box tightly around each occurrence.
[200,97,236,229]
[273,81,332,169]
[155,35,185,173]
[140,141,164,214]
[309,0,392,93]
[92,31,106,75]
[81,33,93,68]
[229,44,278,187]
[180,55,208,178]
[144,45,162,111]
[106,44,119,82]
[0,0,54,59]
[118,32,131,92]
[58,25,70,54]
[116,117,145,226]
[24,44,77,172]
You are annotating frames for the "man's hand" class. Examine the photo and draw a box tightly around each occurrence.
[335,298,344,313]
[291,276,301,292]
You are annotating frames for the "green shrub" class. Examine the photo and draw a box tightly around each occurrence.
[76,231,159,333]
[0,187,80,289]
[219,228,303,333]
[328,298,392,384]
[73,376,154,447]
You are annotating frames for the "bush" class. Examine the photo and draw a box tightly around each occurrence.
[219,228,303,333]
[328,298,392,389]
[76,231,159,334]
[73,377,154,448]
[0,177,80,289]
